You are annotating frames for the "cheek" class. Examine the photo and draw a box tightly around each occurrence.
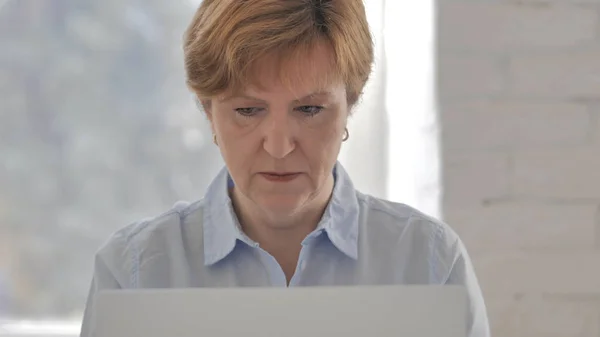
[301,112,345,146]
[213,121,259,166]
[300,126,344,161]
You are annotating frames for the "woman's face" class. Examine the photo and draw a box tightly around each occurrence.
[204,45,349,218]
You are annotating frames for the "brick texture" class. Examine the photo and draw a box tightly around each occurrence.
[446,202,599,253]
[591,105,600,145]
[438,53,507,99]
[442,101,592,151]
[474,252,600,294]
[512,148,600,199]
[443,152,511,207]
[509,51,600,99]
[486,293,600,337]
[438,0,600,336]
[439,3,597,52]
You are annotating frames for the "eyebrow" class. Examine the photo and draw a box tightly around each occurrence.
[220,91,334,103]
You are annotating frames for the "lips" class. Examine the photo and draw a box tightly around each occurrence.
[259,172,301,182]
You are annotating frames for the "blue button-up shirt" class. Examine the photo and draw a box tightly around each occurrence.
[80,162,490,337]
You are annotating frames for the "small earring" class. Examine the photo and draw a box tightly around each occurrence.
[342,128,349,142]
[213,134,218,145]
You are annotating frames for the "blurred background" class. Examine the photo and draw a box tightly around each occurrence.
[0,0,599,336]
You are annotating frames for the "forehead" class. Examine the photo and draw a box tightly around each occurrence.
[241,41,344,99]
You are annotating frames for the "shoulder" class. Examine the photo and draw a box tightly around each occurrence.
[356,192,463,283]
[93,200,205,286]
[357,191,459,245]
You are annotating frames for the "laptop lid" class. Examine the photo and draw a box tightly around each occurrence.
[95,285,466,337]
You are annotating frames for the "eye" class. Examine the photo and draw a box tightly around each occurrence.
[296,105,324,117]
[234,107,263,117]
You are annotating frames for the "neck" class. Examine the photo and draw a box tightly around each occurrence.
[231,175,335,252]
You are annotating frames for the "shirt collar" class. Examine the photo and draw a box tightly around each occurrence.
[203,161,360,266]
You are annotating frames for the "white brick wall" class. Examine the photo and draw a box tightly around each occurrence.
[439,3,597,51]
[513,148,600,199]
[509,52,600,98]
[446,202,599,252]
[485,293,600,337]
[438,1,600,336]
[443,152,512,206]
[441,101,592,150]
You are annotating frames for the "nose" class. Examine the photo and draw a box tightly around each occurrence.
[262,112,295,159]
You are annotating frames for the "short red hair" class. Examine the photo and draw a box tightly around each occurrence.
[183,0,374,106]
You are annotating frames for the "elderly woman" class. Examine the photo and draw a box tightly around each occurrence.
[80,0,490,336]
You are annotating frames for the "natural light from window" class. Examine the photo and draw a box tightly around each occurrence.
[0,0,435,335]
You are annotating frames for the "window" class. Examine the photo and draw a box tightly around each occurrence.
[340,0,439,218]
[0,0,436,335]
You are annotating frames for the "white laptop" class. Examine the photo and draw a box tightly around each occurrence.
[95,285,466,337]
